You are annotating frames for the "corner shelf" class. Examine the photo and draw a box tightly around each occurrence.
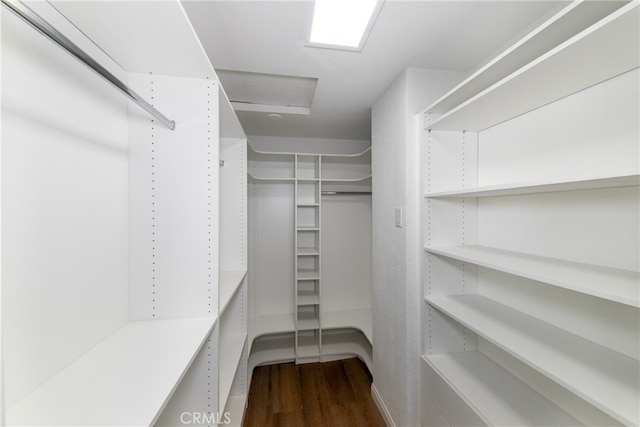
[426,246,639,307]
[322,308,372,344]
[7,317,216,427]
[427,2,639,131]
[422,353,581,426]
[426,294,639,426]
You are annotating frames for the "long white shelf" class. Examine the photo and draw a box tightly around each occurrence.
[425,246,639,307]
[322,308,372,343]
[423,1,625,115]
[426,294,639,426]
[422,352,581,426]
[424,171,639,198]
[427,2,639,131]
[219,333,247,413]
[220,270,247,315]
[7,317,216,427]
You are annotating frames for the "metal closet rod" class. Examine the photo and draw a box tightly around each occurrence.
[2,0,176,131]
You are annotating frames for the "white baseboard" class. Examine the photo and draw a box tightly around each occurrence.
[371,382,396,427]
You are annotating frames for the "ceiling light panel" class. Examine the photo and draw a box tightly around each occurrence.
[306,0,384,51]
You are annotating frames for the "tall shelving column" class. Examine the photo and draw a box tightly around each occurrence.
[419,3,639,427]
[295,154,322,363]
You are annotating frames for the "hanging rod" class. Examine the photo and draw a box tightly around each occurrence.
[2,0,176,131]
[322,191,372,195]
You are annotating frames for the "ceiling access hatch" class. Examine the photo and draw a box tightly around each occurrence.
[216,69,318,116]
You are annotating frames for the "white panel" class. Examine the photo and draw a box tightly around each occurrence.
[478,187,639,271]
[479,69,639,186]
[420,391,449,427]
[420,356,486,427]
[424,131,478,194]
[321,195,372,311]
[480,269,639,360]
[2,8,129,406]
[480,339,622,426]
[255,183,295,316]
[155,325,220,426]
[51,1,215,79]
[220,138,247,272]
[129,73,219,320]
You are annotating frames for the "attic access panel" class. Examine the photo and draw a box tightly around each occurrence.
[216,69,318,115]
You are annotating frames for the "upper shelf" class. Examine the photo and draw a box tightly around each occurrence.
[426,2,639,132]
[423,1,627,115]
[425,170,639,198]
[426,294,639,426]
[7,317,216,426]
[219,270,248,315]
[426,245,639,307]
[248,144,372,185]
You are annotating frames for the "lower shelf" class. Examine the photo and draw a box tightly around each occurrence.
[426,294,639,425]
[422,352,581,426]
[219,334,248,411]
[224,393,248,427]
[7,316,216,427]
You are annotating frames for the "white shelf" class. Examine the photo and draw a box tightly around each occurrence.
[7,317,216,427]
[321,146,372,160]
[297,270,320,280]
[224,394,248,427]
[425,171,639,198]
[220,270,248,314]
[297,247,320,256]
[322,330,373,370]
[423,352,581,426]
[248,334,296,370]
[427,2,639,131]
[423,1,625,116]
[297,226,320,231]
[297,311,320,331]
[297,335,320,359]
[297,293,320,306]
[247,174,294,183]
[248,313,296,346]
[322,308,372,343]
[426,246,639,307]
[426,294,640,426]
[219,333,247,412]
[321,174,372,183]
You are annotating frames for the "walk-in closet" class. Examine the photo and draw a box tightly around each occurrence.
[1,1,638,426]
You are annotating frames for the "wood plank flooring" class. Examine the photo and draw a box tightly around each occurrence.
[243,358,386,427]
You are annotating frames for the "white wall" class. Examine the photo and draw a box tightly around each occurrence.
[1,3,129,407]
[371,68,463,426]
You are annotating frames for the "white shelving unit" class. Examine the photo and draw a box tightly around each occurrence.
[247,143,373,371]
[420,2,639,427]
[2,2,249,425]
[7,317,216,426]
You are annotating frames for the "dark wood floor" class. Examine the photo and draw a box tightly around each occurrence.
[242,358,386,427]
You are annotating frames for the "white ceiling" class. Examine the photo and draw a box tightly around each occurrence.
[184,1,566,140]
